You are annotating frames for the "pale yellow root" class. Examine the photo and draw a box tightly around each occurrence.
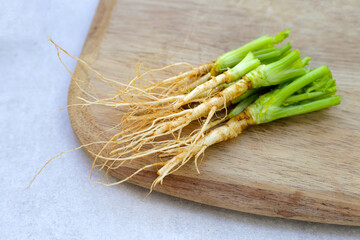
[191,106,217,173]
[27,141,113,188]
[115,109,190,140]
[116,67,229,112]
[119,103,187,127]
[87,111,253,194]
[180,72,212,94]
[173,71,232,109]
[193,107,217,144]
[104,77,251,163]
[90,133,120,178]
[51,37,216,116]
[152,77,252,136]
[195,85,225,101]
[202,117,228,131]
[95,121,206,170]
[92,116,187,173]
[90,80,221,116]
[127,61,210,98]
[95,139,190,163]
[107,76,207,113]
[84,82,225,111]
[151,111,255,190]
[94,162,166,187]
[146,62,214,92]
[113,120,191,157]
[90,108,218,178]
[50,38,169,101]
[125,62,195,91]
[76,94,184,108]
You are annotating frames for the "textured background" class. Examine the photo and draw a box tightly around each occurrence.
[1,1,360,239]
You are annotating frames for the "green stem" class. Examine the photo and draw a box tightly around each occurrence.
[279,43,292,55]
[246,50,309,88]
[270,96,341,120]
[272,65,330,106]
[284,92,328,105]
[228,93,260,119]
[260,43,292,64]
[253,47,278,55]
[253,47,280,61]
[247,65,340,124]
[228,53,261,81]
[213,29,290,74]
[232,87,264,104]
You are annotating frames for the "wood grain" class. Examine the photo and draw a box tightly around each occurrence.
[68,0,360,225]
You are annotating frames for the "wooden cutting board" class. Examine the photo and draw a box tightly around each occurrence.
[68,0,360,225]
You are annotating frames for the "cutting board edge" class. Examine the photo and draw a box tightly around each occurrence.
[109,166,360,227]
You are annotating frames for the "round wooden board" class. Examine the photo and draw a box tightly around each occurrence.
[68,0,360,226]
